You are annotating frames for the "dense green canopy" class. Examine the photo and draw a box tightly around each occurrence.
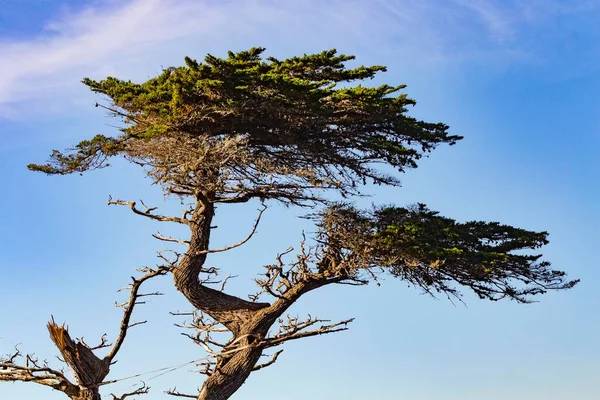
[29,48,461,204]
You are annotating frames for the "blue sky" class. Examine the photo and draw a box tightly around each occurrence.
[0,1,598,399]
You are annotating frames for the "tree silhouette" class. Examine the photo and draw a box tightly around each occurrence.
[3,48,577,400]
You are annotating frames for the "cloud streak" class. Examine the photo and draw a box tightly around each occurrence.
[0,0,598,116]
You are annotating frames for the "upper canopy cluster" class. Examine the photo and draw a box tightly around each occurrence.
[29,48,461,204]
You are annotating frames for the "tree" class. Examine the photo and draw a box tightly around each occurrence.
[3,48,577,400]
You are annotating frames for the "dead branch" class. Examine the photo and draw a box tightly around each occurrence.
[175,311,230,363]
[166,388,197,398]
[106,265,172,362]
[194,360,215,376]
[111,382,150,399]
[219,274,237,292]
[194,204,267,255]
[0,263,170,397]
[252,231,371,307]
[252,350,283,371]
[47,318,110,388]
[0,347,77,395]
[108,196,190,225]
[152,232,190,246]
[88,334,111,351]
[158,250,182,266]
[263,317,354,348]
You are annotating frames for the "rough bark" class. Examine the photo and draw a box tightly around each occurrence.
[197,345,264,400]
[73,388,102,400]
[170,199,268,399]
[172,200,269,334]
[192,279,340,400]
[47,321,108,400]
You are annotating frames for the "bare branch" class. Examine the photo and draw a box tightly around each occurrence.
[152,232,190,246]
[108,197,190,225]
[220,275,237,292]
[195,204,267,255]
[88,334,111,351]
[252,350,283,371]
[175,311,230,361]
[111,382,150,400]
[263,318,354,348]
[169,311,195,317]
[105,266,172,363]
[158,250,181,266]
[0,347,77,395]
[166,388,197,398]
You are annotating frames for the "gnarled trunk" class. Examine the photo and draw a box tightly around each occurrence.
[46,321,109,400]
[171,200,269,399]
[172,201,268,333]
[73,387,101,400]
[197,345,264,400]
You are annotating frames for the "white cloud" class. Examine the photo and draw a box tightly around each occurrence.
[0,0,387,113]
[0,0,598,117]
[0,0,224,105]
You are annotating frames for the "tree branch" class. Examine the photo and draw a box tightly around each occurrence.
[194,204,266,256]
[88,334,111,351]
[108,197,190,225]
[111,382,150,399]
[252,350,283,371]
[263,318,354,348]
[166,388,197,398]
[152,232,190,246]
[175,311,230,364]
[0,347,78,396]
[105,266,172,363]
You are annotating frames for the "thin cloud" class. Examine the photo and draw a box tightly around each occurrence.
[0,0,599,117]
[453,0,516,43]
[0,0,386,111]
[0,0,226,104]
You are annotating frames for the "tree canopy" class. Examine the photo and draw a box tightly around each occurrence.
[29,47,461,204]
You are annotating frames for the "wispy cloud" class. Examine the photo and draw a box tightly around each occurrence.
[0,0,386,114]
[453,0,516,43]
[0,0,599,117]
[0,0,224,106]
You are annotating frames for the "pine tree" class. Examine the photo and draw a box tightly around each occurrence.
[3,48,577,400]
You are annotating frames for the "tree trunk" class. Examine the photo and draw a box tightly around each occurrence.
[197,346,263,400]
[47,321,109,400]
[73,387,101,400]
[172,201,268,334]
[169,200,272,399]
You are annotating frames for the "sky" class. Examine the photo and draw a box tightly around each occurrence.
[0,0,599,399]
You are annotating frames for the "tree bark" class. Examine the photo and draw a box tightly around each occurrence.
[169,199,270,399]
[46,321,109,400]
[73,387,101,400]
[197,345,264,400]
[172,201,268,334]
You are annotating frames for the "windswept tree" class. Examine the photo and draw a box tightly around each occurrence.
[5,48,577,400]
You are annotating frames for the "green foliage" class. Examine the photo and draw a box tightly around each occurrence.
[27,135,120,174]
[317,204,578,303]
[29,47,577,303]
[29,48,461,196]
